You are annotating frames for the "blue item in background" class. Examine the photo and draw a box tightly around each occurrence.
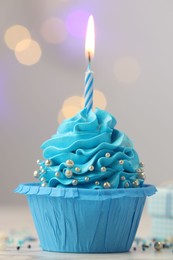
[148,186,173,239]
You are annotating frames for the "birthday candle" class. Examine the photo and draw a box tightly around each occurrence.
[84,63,94,113]
[84,15,95,113]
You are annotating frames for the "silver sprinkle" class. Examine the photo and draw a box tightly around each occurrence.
[55,172,60,177]
[85,176,90,182]
[41,169,46,174]
[138,172,146,180]
[72,179,78,186]
[154,241,163,251]
[119,160,124,165]
[101,166,106,172]
[33,170,39,178]
[65,169,73,178]
[40,177,45,182]
[105,153,111,158]
[95,181,100,186]
[75,167,81,172]
[121,176,126,181]
[103,182,111,189]
[132,180,139,187]
[66,160,74,168]
[140,162,145,168]
[89,165,94,171]
[41,182,47,187]
[37,159,41,165]
[124,182,130,188]
[45,159,52,166]
[136,168,143,173]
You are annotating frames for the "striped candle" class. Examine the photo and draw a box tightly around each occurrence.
[84,15,95,114]
[84,64,94,113]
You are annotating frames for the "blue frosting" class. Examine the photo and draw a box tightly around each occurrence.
[36,108,145,189]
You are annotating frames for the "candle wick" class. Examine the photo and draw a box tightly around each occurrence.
[88,51,91,63]
[88,52,91,70]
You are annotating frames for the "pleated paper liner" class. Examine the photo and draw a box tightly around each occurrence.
[15,183,156,253]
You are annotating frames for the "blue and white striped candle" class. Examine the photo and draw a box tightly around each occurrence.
[84,15,95,114]
[84,64,94,113]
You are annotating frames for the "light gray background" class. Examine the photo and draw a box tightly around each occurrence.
[1,0,173,205]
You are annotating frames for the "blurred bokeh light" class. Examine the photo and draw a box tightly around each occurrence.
[93,89,107,109]
[58,90,107,121]
[61,95,83,119]
[41,17,67,44]
[14,39,42,66]
[66,10,90,38]
[113,56,141,84]
[62,105,82,118]
[57,110,65,124]
[4,25,31,50]
[63,95,82,108]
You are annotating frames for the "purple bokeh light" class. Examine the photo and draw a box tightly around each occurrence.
[66,10,90,39]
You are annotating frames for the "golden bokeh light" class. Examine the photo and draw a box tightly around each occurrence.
[62,105,81,118]
[93,89,107,109]
[114,56,141,84]
[59,91,107,121]
[80,97,85,107]
[81,90,107,109]
[57,110,65,124]
[81,90,107,110]
[63,95,83,108]
[4,25,31,50]
[15,39,42,65]
[15,38,32,52]
[41,17,67,44]
[61,95,83,118]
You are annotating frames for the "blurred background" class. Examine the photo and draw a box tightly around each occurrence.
[1,0,173,205]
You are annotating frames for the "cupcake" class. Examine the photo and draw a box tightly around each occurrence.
[15,107,156,253]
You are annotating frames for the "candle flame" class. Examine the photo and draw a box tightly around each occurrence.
[85,15,95,61]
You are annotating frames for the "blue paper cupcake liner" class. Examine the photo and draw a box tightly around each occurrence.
[15,183,156,253]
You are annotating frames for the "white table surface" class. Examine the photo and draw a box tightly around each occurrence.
[0,204,173,260]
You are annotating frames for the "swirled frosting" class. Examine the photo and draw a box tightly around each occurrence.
[34,108,145,189]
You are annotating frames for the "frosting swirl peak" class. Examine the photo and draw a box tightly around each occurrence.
[35,108,145,189]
